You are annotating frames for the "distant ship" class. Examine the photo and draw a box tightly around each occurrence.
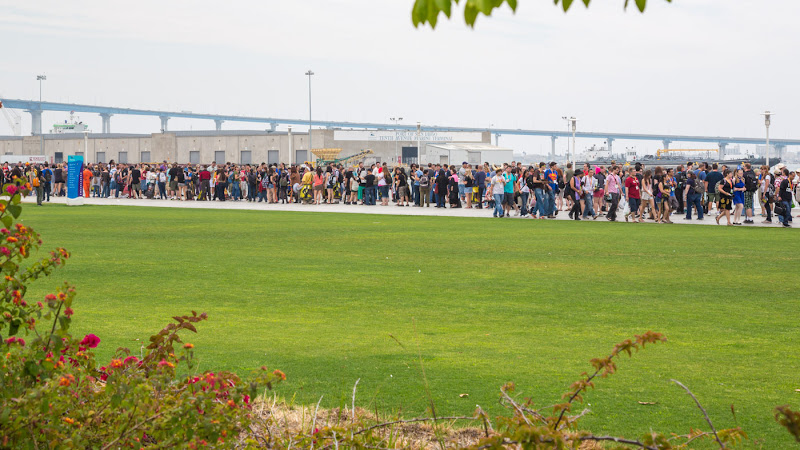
[574,145,780,169]
[50,111,89,134]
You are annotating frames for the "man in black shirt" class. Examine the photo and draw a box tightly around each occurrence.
[778,169,795,228]
[703,163,723,213]
[364,171,376,205]
[130,165,142,199]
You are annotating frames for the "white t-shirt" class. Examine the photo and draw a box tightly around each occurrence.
[491,175,505,195]
[581,175,595,194]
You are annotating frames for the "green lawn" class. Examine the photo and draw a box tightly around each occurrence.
[18,204,800,446]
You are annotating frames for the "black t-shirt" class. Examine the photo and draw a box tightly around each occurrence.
[177,170,185,183]
[705,171,723,192]
[365,174,375,188]
[397,173,407,188]
[168,167,179,180]
[54,168,63,182]
[685,178,695,195]
[101,171,110,183]
[780,178,792,202]
[131,169,141,183]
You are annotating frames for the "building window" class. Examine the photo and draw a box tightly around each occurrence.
[268,150,279,165]
[54,152,63,163]
[189,151,200,164]
[240,150,252,165]
[214,151,225,164]
[141,151,151,162]
[96,152,106,163]
[118,151,128,164]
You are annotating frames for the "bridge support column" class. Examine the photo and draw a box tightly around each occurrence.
[214,119,224,131]
[718,143,727,159]
[28,109,43,135]
[550,136,557,159]
[269,123,277,132]
[494,133,500,146]
[100,113,112,134]
[159,116,170,133]
[606,138,614,154]
[661,139,671,150]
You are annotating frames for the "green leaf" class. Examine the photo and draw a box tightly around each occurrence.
[507,0,517,11]
[464,2,479,26]
[562,0,574,11]
[1,215,11,229]
[635,0,646,11]
[582,0,591,6]
[7,205,22,219]
[435,0,452,17]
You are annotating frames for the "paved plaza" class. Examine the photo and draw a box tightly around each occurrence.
[22,195,794,228]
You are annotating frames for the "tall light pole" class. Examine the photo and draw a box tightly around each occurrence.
[37,74,46,154]
[561,116,569,164]
[305,70,314,156]
[390,117,403,165]
[761,111,772,168]
[570,117,577,167]
[417,122,421,164]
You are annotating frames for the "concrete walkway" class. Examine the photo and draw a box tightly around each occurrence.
[22,195,795,228]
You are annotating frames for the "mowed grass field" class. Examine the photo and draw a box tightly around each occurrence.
[19,205,800,446]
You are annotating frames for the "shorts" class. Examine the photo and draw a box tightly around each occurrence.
[744,191,754,209]
[458,184,466,197]
[313,184,323,191]
[131,183,140,191]
[593,189,605,198]
[641,192,652,202]
[503,192,514,205]
[169,180,178,191]
[707,192,719,204]
[628,197,641,213]
[398,186,408,197]
[178,182,186,188]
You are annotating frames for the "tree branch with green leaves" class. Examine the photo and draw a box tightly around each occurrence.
[412,0,673,28]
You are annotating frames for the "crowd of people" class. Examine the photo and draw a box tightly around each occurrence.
[5,159,799,227]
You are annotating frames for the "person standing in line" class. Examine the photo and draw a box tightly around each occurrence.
[531,165,545,220]
[569,169,583,220]
[716,169,734,226]
[396,167,410,207]
[502,166,518,217]
[198,165,210,200]
[474,165,486,209]
[580,168,597,220]
[29,164,44,206]
[100,165,110,198]
[378,167,390,206]
[419,169,431,207]
[435,166,448,208]
[624,167,641,222]
[82,164,93,198]
[605,165,621,222]
[42,163,52,202]
[657,167,674,224]
[364,167,376,205]
[592,166,605,217]
[53,163,64,197]
[489,168,506,218]
[640,170,657,223]
[759,165,773,223]
[704,163,723,215]
[683,171,703,220]
[463,164,474,209]
[732,168,746,225]
[215,168,227,201]
[156,168,167,199]
[545,162,559,217]
[412,164,422,206]
[129,164,142,200]
[777,168,794,228]
[742,162,758,224]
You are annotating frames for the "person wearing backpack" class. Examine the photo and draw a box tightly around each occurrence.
[742,162,758,224]
[683,171,703,220]
[419,169,431,207]
[760,165,774,223]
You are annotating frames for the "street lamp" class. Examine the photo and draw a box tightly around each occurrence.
[390,117,403,164]
[305,70,314,156]
[37,75,46,154]
[761,111,773,168]
[417,122,421,164]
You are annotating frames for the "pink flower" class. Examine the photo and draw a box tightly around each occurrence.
[5,185,17,195]
[64,307,74,317]
[123,356,139,365]
[0,247,9,256]
[4,337,25,346]
[80,334,100,349]
[0,228,8,234]
[45,294,57,301]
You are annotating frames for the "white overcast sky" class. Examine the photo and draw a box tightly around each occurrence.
[1,0,799,154]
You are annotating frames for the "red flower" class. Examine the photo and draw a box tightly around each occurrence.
[110,359,123,369]
[64,307,74,318]
[5,185,17,195]
[273,369,286,381]
[123,356,139,365]
[45,294,57,301]
[158,359,175,368]
[0,228,8,234]
[243,395,250,405]
[79,334,100,349]
[0,247,9,256]
[183,343,194,349]
[36,302,43,308]
[4,337,24,347]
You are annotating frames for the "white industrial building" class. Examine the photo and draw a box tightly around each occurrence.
[423,143,514,166]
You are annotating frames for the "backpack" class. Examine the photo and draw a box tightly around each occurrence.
[261,175,269,188]
[693,177,705,195]
[280,174,289,187]
[44,169,52,182]
[744,170,757,192]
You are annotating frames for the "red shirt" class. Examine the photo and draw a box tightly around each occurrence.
[199,170,211,181]
[625,176,640,199]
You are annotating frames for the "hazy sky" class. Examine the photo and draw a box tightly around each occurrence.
[2,0,799,154]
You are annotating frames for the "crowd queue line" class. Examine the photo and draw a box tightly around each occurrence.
[5,159,799,228]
